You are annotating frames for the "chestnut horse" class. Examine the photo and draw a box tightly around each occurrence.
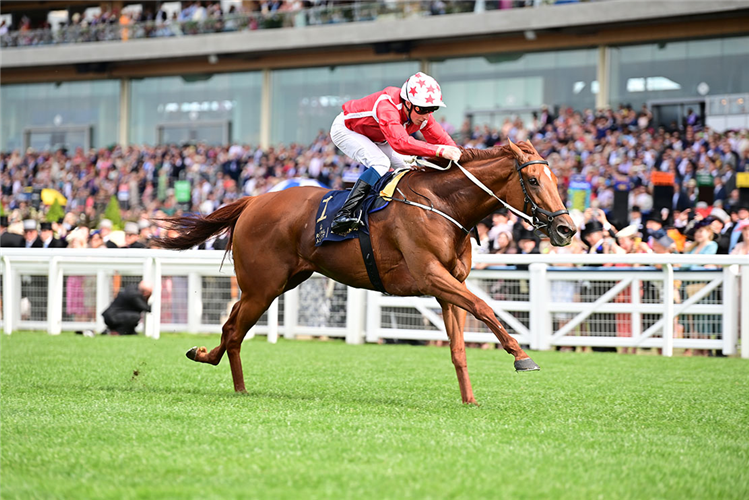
[156,141,575,404]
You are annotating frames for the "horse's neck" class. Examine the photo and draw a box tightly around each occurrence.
[426,156,518,228]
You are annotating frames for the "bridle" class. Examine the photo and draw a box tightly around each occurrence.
[515,159,570,235]
[412,157,569,236]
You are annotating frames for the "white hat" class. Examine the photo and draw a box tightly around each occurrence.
[616,224,640,239]
[199,200,214,215]
[709,208,730,224]
[124,222,139,235]
[23,219,37,231]
[99,219,113,230]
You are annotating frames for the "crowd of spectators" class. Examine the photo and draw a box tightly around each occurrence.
[1,0,594,48]
[1,104,748,257]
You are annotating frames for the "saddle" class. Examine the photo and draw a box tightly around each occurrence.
[313,169,410,294]
[313,169,409,247]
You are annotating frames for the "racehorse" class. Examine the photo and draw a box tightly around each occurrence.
[155,140,575,405]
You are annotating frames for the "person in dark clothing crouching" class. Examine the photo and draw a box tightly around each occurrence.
[102,281,153,335]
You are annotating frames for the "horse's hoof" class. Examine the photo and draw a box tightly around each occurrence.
[514,358,540,372]
[186,346,199,361]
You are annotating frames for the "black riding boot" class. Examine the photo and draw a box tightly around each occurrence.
[331,179,372,235]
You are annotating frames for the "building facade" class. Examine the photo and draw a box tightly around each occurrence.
[2,1,748,151]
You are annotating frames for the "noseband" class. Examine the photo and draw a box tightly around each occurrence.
[515,159,569,235]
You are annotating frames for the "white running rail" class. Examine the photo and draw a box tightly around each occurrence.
[1,249,746,358]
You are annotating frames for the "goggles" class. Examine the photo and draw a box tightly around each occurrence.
[412,105,439,115]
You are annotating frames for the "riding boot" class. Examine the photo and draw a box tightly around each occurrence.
[331,179,372,235]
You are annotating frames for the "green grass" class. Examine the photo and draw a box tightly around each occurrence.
[1,332,748,500]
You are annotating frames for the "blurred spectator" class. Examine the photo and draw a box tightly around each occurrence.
[99,219,119,248]
[124,221,146,248]
[88,230,105,248]
[730,220,749,255]
[650,230,677,254]
[39,221,66,248]
[0,215,24,247]
[101,281,152,335]
[22,219,42,248]
[728,206,749,253]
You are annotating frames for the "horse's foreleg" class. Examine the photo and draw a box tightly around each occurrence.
[439,300,477,405]
[422,263,539,371]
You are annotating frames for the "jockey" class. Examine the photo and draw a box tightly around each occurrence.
[329,72,461,234]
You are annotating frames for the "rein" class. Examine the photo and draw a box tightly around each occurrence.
[414,157,569,235]
[387,170,470,234]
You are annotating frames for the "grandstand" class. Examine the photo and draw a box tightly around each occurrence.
[2,0,749,150]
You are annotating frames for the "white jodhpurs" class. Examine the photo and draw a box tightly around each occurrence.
[330,112,410,178]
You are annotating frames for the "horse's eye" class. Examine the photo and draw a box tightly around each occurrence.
[529,178,539,186]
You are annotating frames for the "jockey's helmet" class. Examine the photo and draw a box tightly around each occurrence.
[400,73,446,110]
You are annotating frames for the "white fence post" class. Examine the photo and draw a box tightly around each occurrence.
[267,298,279,344]
[3,256,14,335]
[742,264,748,360]
[95,270,109,334]
[366,290,380,343]
[631,278,642,340]
[147,258,162,340]
[529,263,550,350]
[284,288,298,340]
[722,265,739,356]
[662,264,674,357]
[346,287,366,344]
[187,272,202,334]
[47,258,63,335]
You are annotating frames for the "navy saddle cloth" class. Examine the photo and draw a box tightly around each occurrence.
[314,171,397,246]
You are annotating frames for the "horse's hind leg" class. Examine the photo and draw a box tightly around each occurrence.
[187,289,278,392]
[439,300,478,406]
[223,291,283,392]
[186,300,241,366]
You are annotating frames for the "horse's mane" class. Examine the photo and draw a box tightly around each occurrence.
[420,142,535,172]
[459,142,536,164]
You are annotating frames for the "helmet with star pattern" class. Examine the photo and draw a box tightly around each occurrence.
[400,73,446,109]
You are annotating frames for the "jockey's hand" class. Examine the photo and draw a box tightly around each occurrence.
[402,155,417,167]
[439,146,462,162]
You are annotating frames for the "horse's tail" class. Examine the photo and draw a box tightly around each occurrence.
[153,196,254,251]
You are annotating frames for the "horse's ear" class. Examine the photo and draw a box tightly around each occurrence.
[526,139,540,157]
[507,139,527,163]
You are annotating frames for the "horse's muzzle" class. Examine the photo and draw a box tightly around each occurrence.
[549,217,576,247]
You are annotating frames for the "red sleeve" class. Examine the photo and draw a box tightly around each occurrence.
[375,100,440,158]
[421,115,457,147]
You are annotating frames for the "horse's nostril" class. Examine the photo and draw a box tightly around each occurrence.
[558,225,572,236]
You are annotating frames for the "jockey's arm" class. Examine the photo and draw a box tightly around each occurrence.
[421,115,461,161]
[421,115,457,148]
[376,103,454,160]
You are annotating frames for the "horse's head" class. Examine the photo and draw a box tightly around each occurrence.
[506,140,576,246]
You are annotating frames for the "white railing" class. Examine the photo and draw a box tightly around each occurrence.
[1,249,747,358]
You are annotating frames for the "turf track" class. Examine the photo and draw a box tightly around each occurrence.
[2,332,748,499]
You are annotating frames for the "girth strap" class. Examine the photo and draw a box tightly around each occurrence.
[357,230,388,294]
